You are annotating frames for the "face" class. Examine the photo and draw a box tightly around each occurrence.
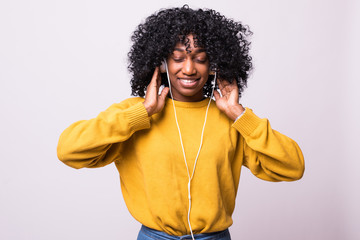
[166,34,210,102]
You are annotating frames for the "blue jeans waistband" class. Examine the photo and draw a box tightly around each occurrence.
[137,225,231,240]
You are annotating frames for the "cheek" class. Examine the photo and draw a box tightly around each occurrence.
[197,63,210,76]
[167,61,181,73]
[200,68,210,78]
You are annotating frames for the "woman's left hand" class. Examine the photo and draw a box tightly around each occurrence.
[213,79,245,121]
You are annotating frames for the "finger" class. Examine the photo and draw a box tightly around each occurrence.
[145,68,160,100]
[156,87,169,111]
[228,91,239,104]
[222,79,237,93]
[217,78,222,88]
[216,79,224,97]
[213,89,220,101]
[159,87,169,101]
[220,80,231,96]
[155,67,162,86]
[228,83,239,104]
[230,79,238,90]
[221,79,231,87]
[150,67,160,87]
[217,78,225,89]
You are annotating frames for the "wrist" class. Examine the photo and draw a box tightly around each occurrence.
[227,104,245,121]
[142,101,154,116]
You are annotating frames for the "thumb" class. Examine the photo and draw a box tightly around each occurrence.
[158,87,169,103]
[213,90,220,101]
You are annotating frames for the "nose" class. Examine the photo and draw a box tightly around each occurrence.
[182,58,196,75]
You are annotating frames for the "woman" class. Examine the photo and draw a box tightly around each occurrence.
[57,5,304,240]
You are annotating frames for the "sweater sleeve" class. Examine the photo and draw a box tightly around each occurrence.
[232,108,305,182]
[57,98,150,169]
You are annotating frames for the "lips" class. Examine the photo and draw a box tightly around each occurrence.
[181,79,196,83]
[178,78,199,88]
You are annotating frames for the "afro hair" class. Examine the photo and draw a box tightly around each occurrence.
[128,5,253,98]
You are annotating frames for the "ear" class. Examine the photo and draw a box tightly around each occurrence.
[160,61,166,73]
[209,70,215,75]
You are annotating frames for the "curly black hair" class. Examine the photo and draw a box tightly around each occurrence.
[128,5,252,98]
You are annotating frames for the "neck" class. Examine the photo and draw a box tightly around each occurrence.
[169,92,205,102]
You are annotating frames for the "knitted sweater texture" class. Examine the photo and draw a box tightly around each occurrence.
[57,97,304,235]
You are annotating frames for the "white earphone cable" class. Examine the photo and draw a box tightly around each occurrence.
[164,60,216,240]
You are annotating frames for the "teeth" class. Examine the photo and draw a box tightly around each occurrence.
[181,79,195,83]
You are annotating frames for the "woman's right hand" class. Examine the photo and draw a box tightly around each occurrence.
[143,67,170,116]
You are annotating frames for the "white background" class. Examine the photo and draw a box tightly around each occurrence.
[1,0,359,239]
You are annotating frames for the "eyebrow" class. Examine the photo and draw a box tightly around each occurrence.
[173,48,206,53]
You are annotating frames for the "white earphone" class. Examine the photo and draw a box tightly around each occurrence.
[160,61,166,73]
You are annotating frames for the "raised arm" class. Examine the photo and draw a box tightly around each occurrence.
[57,67,169,169]
[214,78,304,181]
[233,109,305,181]
[57,99,150,169]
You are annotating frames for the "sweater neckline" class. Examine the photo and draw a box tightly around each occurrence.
[165,97,211,108]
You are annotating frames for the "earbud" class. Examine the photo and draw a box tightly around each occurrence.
[160,61,166,73]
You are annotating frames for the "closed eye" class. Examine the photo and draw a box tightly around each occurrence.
[172,58,185,62]
[195,58,207,63]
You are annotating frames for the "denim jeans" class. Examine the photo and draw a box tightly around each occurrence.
[137,225,231,240]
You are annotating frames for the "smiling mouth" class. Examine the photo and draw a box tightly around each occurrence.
[177,78,200,88]
[178,78,199,82]
[178,78,199,85]
[180,79,196,83]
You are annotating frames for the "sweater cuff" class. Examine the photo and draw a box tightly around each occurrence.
[232,107,262,136]
[124,102,151,132]
[234,108,246,122]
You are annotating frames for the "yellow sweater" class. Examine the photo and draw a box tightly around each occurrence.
[57,97,304,235]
